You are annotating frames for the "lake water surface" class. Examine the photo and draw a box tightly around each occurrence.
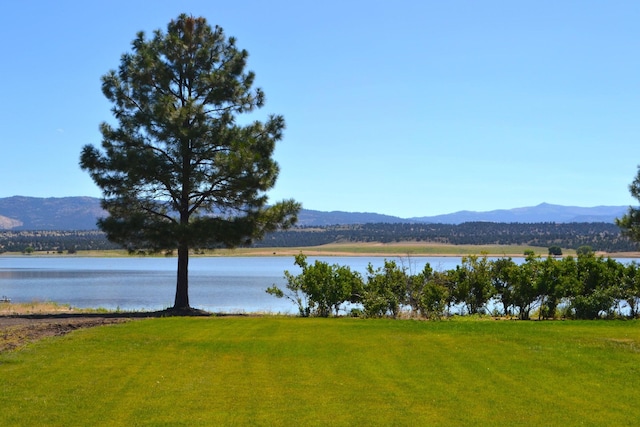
[2,255,634,314]
[0,256,465,313]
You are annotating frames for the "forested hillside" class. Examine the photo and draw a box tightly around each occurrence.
[0,222,636,253]
[256,222,635,252]
[0,231,121,253]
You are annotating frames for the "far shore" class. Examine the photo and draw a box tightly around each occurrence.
[2,242,639,258]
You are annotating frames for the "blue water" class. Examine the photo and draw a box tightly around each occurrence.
[0,256,464,313]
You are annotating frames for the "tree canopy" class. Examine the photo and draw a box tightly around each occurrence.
[616,165,640,245]
[80,14,299,309]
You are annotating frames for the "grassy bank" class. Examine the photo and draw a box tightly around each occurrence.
[228,242,565,257]
[1,242,581,258]
[1,317,639,425]
[0,301,102,315]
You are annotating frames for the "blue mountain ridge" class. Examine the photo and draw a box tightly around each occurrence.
[0,197,630,230]
[407,202,628,225]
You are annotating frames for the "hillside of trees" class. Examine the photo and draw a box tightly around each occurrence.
[0,231,121,253]
[256,222,636,252]
[0,222,636,253]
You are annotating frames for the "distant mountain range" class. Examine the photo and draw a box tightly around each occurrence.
[0,196,630,230]
[296,203,629,226]
[0,197,105,230]
[409,203,629,224]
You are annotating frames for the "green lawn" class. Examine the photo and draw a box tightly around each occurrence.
[1,318,639,426]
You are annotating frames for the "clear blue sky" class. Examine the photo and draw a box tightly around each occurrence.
[2,0,639,218]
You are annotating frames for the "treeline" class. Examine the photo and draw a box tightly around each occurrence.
[257,222,636,252]
[267,252,640,320]
[0,230,121,253]
[0,222,636,253]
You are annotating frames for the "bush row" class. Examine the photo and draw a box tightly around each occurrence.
[266,252,640,319]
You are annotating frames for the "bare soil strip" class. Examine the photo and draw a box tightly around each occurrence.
[0,317,129,353]
[0,307,211,353]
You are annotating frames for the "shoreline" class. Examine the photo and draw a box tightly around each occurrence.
[1,243,639,259]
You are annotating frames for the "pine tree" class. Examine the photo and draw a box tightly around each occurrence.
[80,15,299,310]
[617,166,640,246]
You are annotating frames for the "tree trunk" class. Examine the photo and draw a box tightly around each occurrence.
[174,243,190,309]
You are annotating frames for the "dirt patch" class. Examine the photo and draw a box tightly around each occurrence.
[0,317,129,353]
[0,307,212,353]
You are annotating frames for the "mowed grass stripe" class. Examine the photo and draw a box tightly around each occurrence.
[1,318,640,426]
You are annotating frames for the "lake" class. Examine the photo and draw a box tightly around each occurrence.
[0,256,465,313]
[2,255,635,314]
